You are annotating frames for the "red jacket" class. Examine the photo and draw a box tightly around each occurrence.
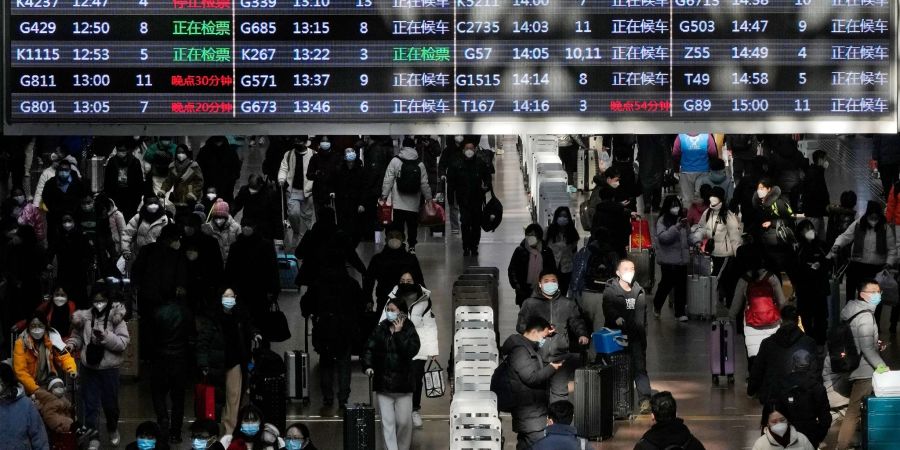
[886,185,900,225]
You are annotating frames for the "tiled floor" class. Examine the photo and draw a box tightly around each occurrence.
[97,135,898,449]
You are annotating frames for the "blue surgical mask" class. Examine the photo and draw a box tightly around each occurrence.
[319,142,331,151]
[241,422,260,436]
[541,282,559,296]
[192,438,209,450]
[137,438,156,450]
[556,217,570,227]
[286,438,303,450]
[222,297,236,310]
[386,311,399,322]
[345,152,357,162]
[869,292,882,306]
[57,170,70,179]
[538,337,547,348]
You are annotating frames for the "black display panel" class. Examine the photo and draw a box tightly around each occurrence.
[2,0,897,132]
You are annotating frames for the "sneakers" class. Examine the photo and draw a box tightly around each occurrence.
[640,399,652,415]
[677,315,689,322]
[408,247,416,255]
[412,410,423,428]
[110,430,120,446]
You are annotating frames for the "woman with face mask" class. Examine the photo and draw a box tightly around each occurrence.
[544,207,580,296]
[752,403,815,450]
[752,178,797,279]
[122,195,171,261]
[124,421,164,450]
[362,298,421,450]
[363,225,425,313]
[66,287,130,448]
[161,144,205,213]
[794,220,831,345]
[202,199,242,262]
[508,224,558,306]
[697,186,743,279]
[13,314,78,396]
[0,187,28,224]
[332,148,367,246]
[219,406,271,449]
[0,363,51,450]
[653,195,691,321]
[284,423,316,450]
[829,200,897,312]
[14,287,76,342]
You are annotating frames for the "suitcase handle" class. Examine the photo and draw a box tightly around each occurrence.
[368,373,374,405]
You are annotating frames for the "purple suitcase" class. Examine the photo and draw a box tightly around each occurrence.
[709,319,735,385]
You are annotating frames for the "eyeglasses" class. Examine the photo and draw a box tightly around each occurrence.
[861,290,882,295]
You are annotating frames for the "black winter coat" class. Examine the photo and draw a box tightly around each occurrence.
[363,139,394,197]
[53,228,93,307]
[149,299,195,360]
[776,371,832,447]
[748,324,818,403]
[306,149,343,201]
[636,134,674,187]
[196,142,241,203]
[362,319,420,393]
[231,186,280,239]
[500,333,555,434]
[295,222,366,286]
[591,196,632,255]
[516,293,590,358]
[447,157,491,207]
[363,247,424,307]
[602,279,648,343]
[103,154,145,218]
[634,419,706,450]
[800,166,829,218]
[302,267,365,355]
[796,240,831,298]
[131,241,188,313]
[416,137,443,189]
[334,160,367,237]
[195,306,257,381]
[42,177,86,230]
[224,234,279,320]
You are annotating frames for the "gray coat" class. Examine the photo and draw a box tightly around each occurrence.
[841,299,885,381]
[833,219,898,266]
[654,217,690,266]
[516,292,590,358]
[501,333,556,434]
[381,147,432,212]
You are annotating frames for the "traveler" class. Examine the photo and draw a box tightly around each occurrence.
[507,224,557,306]
[516,271,590,403]
[697,186,742,276]
[766,135,808,209]
[52,214,92,307]
[96,194,127,264]
[557,134,586,183]
[732,156,769,230]
[13,314,77,396]
[439,135,465,234]
[672,133,718,203]
[728,245,788,373]
[544,206,580,296]
[294,207,366,287]
[333,147,367,246]
[752,178,796,277]
[590,168,633,257]
[42,159,86,246]
[162,144,204,212]
[531,400,581,450]
[748,305,818,405]
[0,187,27,227]
[362,297,421,450]
[825,190,857,253]
[829,200,897,312]
[104,139,145,219]
[220,405,281,449]
[377,274,438,428]
[231,174,279,240]
[800,150,830,238]
[363,225,424,312]
[148,288,195,444]
[694,158,733,204]
[196,288,262,435]
[771,348,830,449]
[33,376,74,434]
[224,220,280,329]
[872,133,900,200]
[33,146,81,208]
[181,213,225,311]
[196,136,241,204]
[634,391,705,450]
[794,220,830,344]
[501,315,561,450]
[0,225,45,332]
[277,142,315,243]
[725,134,758,180]
[653,195,690,321]
[256,423,284,450]
[379,138,433,253]
[821,355,850,426]
[77,193,117,277]
[361,136,395,239]
[285,423,317,450]
[190,418,225,450]
[835,279,890,450]
[125,421,167,450]
[752,402,815,450]
[636,134,674,213]
[0,362,50,450]
[447,141,492,256]
[203,199,242,262]
[17,287,76,342]
[122,195,171,261]
[131,224,188,318]
[686,184,711,227]
[306,137,343,220]
[67,287,129,449]
[603,259,653,414]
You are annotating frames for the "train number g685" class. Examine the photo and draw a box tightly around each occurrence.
[240,22,277,34]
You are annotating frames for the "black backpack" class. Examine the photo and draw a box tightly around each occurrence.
[827,310,870,373]
[489,356,517,413]
[396,158,422,194]
[481,190,503,232]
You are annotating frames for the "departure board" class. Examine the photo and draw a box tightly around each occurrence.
[2,0,898,132]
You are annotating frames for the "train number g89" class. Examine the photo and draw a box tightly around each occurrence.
[683,98,712,112]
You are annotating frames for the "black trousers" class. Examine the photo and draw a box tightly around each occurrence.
[459,202,483,250]
[319,348,352,404]
[151,357,187,436]
[654,264,687,316]
[797,292,828,345]
[411,359,426,410]
[393,209,420,248]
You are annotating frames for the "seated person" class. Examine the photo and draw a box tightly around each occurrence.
[32,377,74,434]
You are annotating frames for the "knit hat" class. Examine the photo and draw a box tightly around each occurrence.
[47,377,64,391]
[210,198,229,217]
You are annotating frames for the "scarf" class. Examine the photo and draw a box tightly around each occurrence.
[526,244,543,285]
[853,221,887,257]
[770,427,791,448]
[292,151,306,190]
[173,158,193,179]
[36,340,49,386]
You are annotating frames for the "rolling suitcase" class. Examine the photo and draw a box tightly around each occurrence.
[573,365,614,440]
[249,350,287,431]
[709,319,736,385]
[277,250,299,290]
[862,396,900,450]
[85,155,105,193]
[600,351,634,420]
[687,252,713,320]
[629,217,655,291]
[343,374,376,450]
[285,350,310,405]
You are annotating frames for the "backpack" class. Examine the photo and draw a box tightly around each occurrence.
[586,242,619,291]
[827,310,870,373]
[744,273,780,327]
[490,356,517,413]
[396,158,422,194]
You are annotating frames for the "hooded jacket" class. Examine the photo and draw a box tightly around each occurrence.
[516,291,590,358]
[161,159,204,205]
[841,299,884,381]
[13,331,78,395]
[500,333,555,434]
[751,425,815,450]
[68,302,130,370]
[33,387,74,433]
[697,207,742,258]
[104,152,145,217]
[748,323,818,403]
[362,318,421,393]
[531,424,582,450]
[694,170,734,203]
[380,147,432,212]
[634,418,706,450]
[0,386,49,450]
[833,217,897,266]
[381,286,438,360]
[202,215,242,262]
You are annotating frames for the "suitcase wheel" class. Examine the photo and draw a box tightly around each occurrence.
[727,375,735,385]
[712,375,720,386]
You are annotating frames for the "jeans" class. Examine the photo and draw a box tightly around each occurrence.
[287,193,316,243]
[654,264,687,317]
[376,392,413,450]
[836,378,872,450]
[150,357,187,436]
[393,209,420,249]
[81,366,120,432]
[459,202,482,250]
[411,359,426,411]
[319,349,352,404]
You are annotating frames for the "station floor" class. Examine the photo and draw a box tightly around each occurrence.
[103,135,897,449]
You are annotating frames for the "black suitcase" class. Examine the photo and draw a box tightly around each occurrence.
[600,351,634,420]
[249,350,287,431]
[343,375,376,450]
[573,365,614,440]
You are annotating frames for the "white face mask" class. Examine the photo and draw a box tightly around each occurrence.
[53,296,68,307]
[464,149,475,159]
[526,236,539,247]
[387,238,402,250]
[669,207,681,216]
[145,204,160,213]
[609,181,620,189]
[822,160,830,169]
[454,136,464,144]
[804,230,815,240]
[620,271,635,284]
[709,197,721,207]
[206,193,217,200]
[248,188,259,195]
[769,422,788,437]
[214,218,226,226]
[176,153,188,161]
[757,189,768,199]
[30,327,45,340]
[94,301,107,312]
[319,142,331,151]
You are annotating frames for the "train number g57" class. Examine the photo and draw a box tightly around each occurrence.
[463,47,492,60]
[19,21,56,34]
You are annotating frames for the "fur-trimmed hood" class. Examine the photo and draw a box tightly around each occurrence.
[71,302,127,329]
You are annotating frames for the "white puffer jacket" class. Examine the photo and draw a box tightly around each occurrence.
[380,285,439,360]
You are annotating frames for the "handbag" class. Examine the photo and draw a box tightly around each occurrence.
[481,190,503,232]
[262,302,291,342]
[419,199,445,227]
[876,269,899,307]
[423,359,446,398]
[377,201,393,226]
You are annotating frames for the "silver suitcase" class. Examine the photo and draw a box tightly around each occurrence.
[285,350,310,404]
[86,155,105,193]
[577,147,599,192]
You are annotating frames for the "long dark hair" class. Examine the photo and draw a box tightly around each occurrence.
[545,206,579,245]
[660,195,682,228]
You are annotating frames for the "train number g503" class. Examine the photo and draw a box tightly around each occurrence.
[678,20,715,32]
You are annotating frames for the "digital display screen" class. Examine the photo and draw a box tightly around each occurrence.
[3,0,897,132]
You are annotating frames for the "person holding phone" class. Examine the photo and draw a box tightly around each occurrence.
[362,298,421,450]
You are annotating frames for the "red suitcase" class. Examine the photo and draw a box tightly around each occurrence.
[630,218,652,250]
[194,381,216,420]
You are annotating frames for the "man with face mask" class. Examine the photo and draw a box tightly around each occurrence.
[829,200,897,308]
[363,225,425,313]
[0,362,50,450]
[602,259,654,414]
[33,147,81,209]
[306,137,344,220]
[516,271,590,403]
[104,139,146,219]
[196,136,241,204]
[332,148,367,246]
[380,138,433,254]
[161,145,205,213]
[41,159,86,246]
[447,141,493,255]
[439,135,466,234]
[224,219,280,332]
[232,174,278,240]
[508,224,558,306]
[278,141,316,243]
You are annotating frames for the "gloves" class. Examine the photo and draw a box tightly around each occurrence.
[615,317,625,326]
[876,363,890,374]
[365,368,374,377]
